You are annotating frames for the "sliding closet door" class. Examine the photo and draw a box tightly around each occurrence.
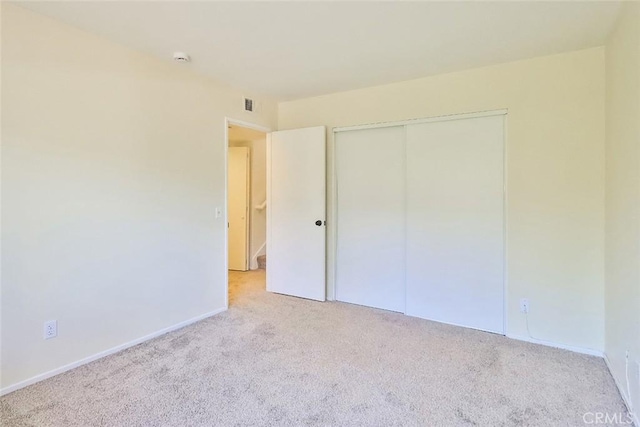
[335,126,405,312]
[405,115,504,333]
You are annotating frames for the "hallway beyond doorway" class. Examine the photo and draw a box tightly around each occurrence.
[229,270,266,307]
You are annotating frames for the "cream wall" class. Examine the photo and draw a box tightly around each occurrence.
[279,47,606,353]
[229,137,267,269]
[1,4,277,391]
[604,2,640,417]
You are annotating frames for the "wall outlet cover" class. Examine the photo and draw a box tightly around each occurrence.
[44,320,57,339]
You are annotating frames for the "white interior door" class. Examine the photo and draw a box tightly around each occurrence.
[405,115,504,333]
[335,126,405,312]
[267,126,326,301]
[228,147,250,271]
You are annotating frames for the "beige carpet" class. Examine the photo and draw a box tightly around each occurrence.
[1,270,628,426]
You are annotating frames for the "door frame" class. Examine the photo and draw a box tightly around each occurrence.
[224,118,271,309]
[331,108,508,333]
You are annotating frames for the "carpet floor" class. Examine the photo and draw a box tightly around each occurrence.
[1,270,628,426]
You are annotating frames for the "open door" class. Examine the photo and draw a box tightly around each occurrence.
[228,146,250,271]
[267,126,326,301]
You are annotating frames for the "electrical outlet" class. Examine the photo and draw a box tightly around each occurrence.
[215,207,222,219]
[44,320,57,339]
[519,298,530,314]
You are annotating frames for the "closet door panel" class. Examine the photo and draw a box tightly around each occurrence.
[405,116,504,333]
[335,126,405,312]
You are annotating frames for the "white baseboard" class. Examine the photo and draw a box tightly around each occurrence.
[0,307,227,396]
[506,333,603,357]
[604,353,639,426]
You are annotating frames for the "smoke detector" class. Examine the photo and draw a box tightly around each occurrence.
[173,52,190,63]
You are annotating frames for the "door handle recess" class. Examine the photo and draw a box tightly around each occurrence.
[315,220,323,226]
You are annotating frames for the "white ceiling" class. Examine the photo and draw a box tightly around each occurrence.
[17,1,621,101]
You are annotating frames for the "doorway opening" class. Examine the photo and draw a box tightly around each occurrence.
[226,120,269,307]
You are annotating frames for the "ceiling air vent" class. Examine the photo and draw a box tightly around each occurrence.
[243,97,255,113]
